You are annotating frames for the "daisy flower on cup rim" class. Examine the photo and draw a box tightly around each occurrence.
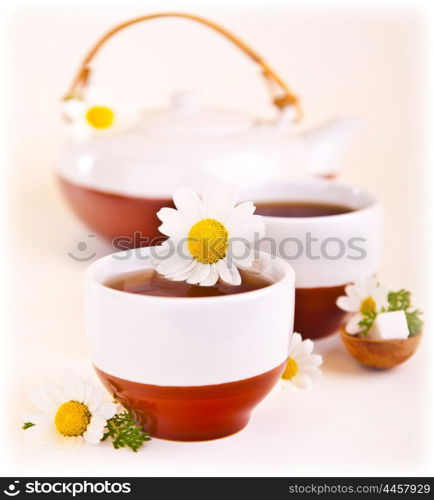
[153,184,265,287]
[336,276,389,334]
[23,369,116,448]
[280,332,323,389]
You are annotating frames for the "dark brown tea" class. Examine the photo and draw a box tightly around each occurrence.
[104,268,273,298]
[254,200,354,218]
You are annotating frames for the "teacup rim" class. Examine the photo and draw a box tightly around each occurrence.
[85,248,295,303]
[244,179,382,224]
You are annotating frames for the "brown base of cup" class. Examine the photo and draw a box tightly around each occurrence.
[294,284,349,340]
[95,362,286,442]
[58,176,172,248]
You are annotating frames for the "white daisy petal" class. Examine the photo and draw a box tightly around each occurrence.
[225,201,256,227]
[156,254,192,276]
[346,313,363,334]
[156,207,178,223]
[63,369,85,402]
[84,416,107,445]
[153,241,171,258]
[336,295,358,312]
[373,285,389,310]
[217,259,235,284]
[228,264,242,286]
[87,415,107,430]
[57,435,84,449]
[289,333,303,353]
[200,264,219,286]
[165,259,197,279]
[29,388,58,413]
[95,402,117,420]
[164,257,196,276]
[22,412,52,426]
[186,262,211,284]
[42,380,66,407]
[354,276,369,297]
[83,378,96,406]
[301,366,322,380]
[157,208,191,238]
[364,275,379,291]
[232,216,266,241]
[62,99,87,121]
[344,284,364,303]
[218,183,240,218]
[86,386,105,413]
[203,182,239,220]
[292,373,313,389]
[292,339,314,360]
[173,186,203,219]
[231,248,255,269]
[298,354,323,368]
[84,428,104,445]
[167,262,199,282]
[229,240,255,269]
[24,423,58,445]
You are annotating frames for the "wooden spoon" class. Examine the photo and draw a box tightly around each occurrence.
[339,327,422,369]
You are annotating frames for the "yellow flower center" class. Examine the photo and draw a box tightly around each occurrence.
[54,401,91,437]
[282,357,298,380]
[360,296,376,314]
[85,105,114,129]
[187,218,229,264]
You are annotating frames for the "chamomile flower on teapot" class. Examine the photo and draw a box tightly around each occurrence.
[154,184,265,286]
[61,93,132,141]
[336,276,389,334]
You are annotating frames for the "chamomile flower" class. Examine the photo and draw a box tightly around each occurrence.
[281,333,323,389]
[154,184,265,287]
[336,276,389,334]
[61,94,123,141]
[23,369,116,448]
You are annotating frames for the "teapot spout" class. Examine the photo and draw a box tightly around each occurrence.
[302,118,363,177]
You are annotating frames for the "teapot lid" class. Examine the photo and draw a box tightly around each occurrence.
[137,91,255,136]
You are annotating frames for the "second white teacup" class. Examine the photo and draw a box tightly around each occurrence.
[244,179,384,339]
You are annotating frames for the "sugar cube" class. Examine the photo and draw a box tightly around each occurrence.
[369,310,409,340]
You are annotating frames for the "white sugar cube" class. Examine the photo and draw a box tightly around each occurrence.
[369,311,409,340]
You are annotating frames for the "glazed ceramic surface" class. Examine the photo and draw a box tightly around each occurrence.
[84,248,295,440]
[59,178,171,247]
[59,92,360,198]
[243,179,383,339]
[58,90,360,244]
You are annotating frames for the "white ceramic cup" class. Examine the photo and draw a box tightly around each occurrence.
[84,247,295,441]
[243,179,383,339]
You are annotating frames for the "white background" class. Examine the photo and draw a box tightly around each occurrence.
[0,0,433,476]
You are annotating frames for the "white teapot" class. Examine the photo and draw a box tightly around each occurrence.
[58,13,360,247]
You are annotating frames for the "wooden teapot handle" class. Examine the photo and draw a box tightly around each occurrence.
[63,12,302,121]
